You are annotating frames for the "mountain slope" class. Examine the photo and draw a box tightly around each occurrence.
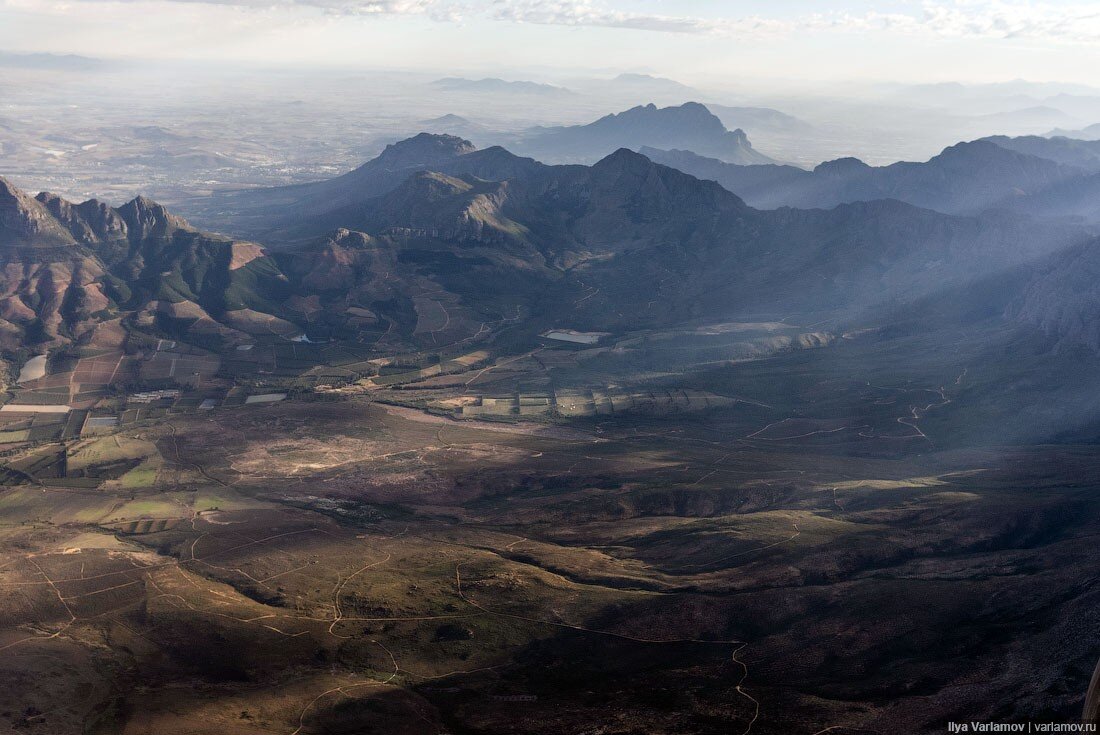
[1013,238,1100,350]
[981,135,1100,171]
[637,147,812,208]
[1007,172,1100,223]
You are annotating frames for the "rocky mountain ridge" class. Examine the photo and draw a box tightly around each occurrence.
[4,137,1097,358]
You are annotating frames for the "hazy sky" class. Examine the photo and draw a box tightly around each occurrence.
[2,0,1100,86]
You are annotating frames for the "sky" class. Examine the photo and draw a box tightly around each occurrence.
[2,0,1100,86]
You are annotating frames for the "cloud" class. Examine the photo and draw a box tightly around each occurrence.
[11,0,1100,44]
[495,1,1100,44]
[914,2,1100,44]
[488,1,793,36]
[294,0,464,20]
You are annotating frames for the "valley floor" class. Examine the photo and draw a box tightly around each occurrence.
[2,320,1098,734]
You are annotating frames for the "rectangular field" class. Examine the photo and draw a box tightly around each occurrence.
[71,353,124,387]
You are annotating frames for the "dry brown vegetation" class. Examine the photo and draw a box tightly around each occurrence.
[2,374,1097,735]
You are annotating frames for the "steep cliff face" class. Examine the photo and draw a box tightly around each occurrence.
[116,195,193,243]
[0,177,76,248]
[36,193,129,244]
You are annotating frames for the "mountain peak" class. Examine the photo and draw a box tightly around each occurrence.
[589,147,749,213]
[936,139,1035,163]
[520,102,775,166]
[814,157,872,176]
[374,133,477,170]
[424,114,470,125]
[117,195,192,242]
[593,147,655,173]
[36,192,130,244]
[925,139,1073,176]
[610,102,724,132]
[0,176,76,247]
[430,77,571,95]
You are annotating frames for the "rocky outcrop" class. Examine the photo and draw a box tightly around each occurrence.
[117,195,192,243]
[0,177,76,247]
[36,193,129,243]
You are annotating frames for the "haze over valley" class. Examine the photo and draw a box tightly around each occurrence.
[4,3,1100,734]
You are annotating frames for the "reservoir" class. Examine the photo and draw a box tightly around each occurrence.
[16,354,47,383]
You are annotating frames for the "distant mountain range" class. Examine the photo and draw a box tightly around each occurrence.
[182,133,533,235]
[506,102,776,165]
[189,103,779,234]
[9,134,1095,357]
[607,73,696,94]
[592,73,701,100]
[982,135,1100,171]
[642,137,1100,219]
[431,77,573,96]
[976,106,1078,130]
[704,104,814,136]
[416,114,494,143]
[408,102,779,166]
[0,50,114,71]
[1047,123,1100,141]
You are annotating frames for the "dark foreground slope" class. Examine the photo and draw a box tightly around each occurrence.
[5,316,1100,734]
